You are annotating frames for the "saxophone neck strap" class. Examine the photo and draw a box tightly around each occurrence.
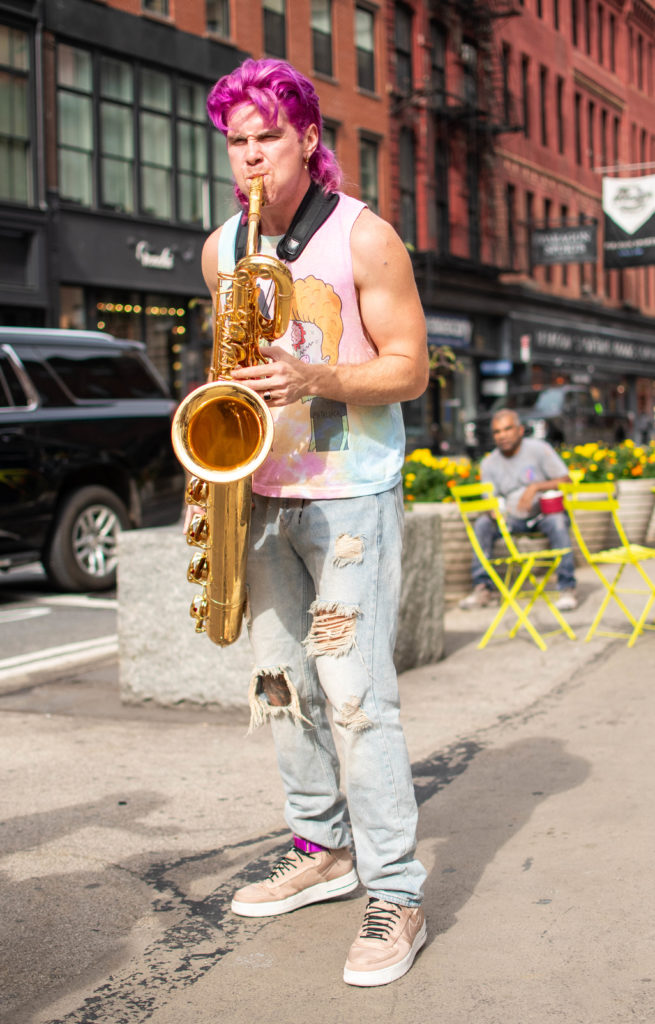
[234,182,340,263]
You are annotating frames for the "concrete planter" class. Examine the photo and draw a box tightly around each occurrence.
[118,507,445,712]
[610,478,655,545]
[408,501,471,599]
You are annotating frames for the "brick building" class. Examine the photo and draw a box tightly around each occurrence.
[389,0,655,450]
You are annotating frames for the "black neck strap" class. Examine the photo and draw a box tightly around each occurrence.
[234,182,340,263]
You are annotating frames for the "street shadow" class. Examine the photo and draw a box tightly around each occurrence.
[417,736,590,939]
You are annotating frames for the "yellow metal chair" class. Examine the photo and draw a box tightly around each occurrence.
[561,481,655,646]
[452,482,576,651]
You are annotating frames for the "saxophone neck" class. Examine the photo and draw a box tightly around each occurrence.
[246,177,264,256]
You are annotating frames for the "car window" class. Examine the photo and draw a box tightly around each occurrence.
[19,353,71,407]
[0,353,29,407]
[532,389,564,416]
[490,392,540,413]
[43,348,168,401]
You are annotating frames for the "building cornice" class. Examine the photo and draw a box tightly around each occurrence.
[572,69,626,112]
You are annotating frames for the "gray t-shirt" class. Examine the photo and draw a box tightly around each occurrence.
[480,438,568,519]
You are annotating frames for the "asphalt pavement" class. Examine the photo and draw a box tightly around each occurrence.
[1,564,653,1024]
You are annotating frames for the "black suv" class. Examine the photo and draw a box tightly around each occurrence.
[464,385,631,457]
[0,328,184,590]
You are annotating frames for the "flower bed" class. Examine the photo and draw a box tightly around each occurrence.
[402,448,479,504]
[560,439,655,483]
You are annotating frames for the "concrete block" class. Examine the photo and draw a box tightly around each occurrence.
[117,508,444,710]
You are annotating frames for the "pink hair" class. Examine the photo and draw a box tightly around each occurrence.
[207,58,342,207]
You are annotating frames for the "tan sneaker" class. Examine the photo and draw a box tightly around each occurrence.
[231,845,359,917]
[459,583,498,610]
[343,897,426,987]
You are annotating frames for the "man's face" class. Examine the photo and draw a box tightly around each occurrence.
[492,413,524,456]
[225,104,316,221]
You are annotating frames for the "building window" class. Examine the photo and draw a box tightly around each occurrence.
[143,0,169,14]
[359,135,379,213]
[609,14,616,71]
[613,115,620,168]
[501,43,511,124]
[588,99,595,168]
[398,128,416,247]
[395,4,413,95]
[57,44,94,205]
[263,0,286,58]
[461,40,478,108]
[601,107,608,169]
[537,0,543,16]
[539,65,548,146]
[434,125,449,255]
[0,24,32,205]
[311,0,333,77]
[100,57,134,213]
[139,68,172,220]
[521,55,530,138]
[554,0,560,30]
[543,197,552,282]
[637,34,644,91]
[178,80,209,225]
[322,121,337,152]
[583,0,591,54]
[574,92,582,163]
[212,132,236,222]
[206,0,230,37]
[526,190,534,275]
[597,4,604,64]
[560,203,569,284]
[430,20,447,109]
[355,6,375,92]
[556,76,565,154]
[571,0,578,47]
[506,183,516,269]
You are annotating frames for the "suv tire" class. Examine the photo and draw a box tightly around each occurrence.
[45,486,131,592]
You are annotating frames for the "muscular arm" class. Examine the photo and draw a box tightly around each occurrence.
[224,208,429,407]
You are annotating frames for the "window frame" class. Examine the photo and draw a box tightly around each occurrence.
[0,23,35,206]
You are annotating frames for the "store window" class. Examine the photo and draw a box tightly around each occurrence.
[140,68,172,220]
[143,0,169,14]
[355,6,375,92]
[263,0,286,59]
[57,45,94,205]
[100,57,135,213]
[0,24,32,204]
[178,80,209,225]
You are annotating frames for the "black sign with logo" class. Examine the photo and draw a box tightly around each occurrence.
[603,175,655,268]
[530,225,597,265]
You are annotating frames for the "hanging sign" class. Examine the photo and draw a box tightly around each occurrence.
[603,175,655,268]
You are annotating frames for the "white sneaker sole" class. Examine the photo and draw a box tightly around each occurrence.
[343,920,427,987]
[231,867,359,917]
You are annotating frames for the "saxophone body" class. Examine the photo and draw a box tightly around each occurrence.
[171,177,293,646]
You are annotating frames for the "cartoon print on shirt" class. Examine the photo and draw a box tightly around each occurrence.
[289,275,349,452]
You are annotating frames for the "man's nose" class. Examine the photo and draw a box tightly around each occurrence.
[245,137,263,162]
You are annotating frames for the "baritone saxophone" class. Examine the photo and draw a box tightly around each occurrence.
[171,176,293,646]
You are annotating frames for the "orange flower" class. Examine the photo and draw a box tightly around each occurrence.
[631,465,644,476]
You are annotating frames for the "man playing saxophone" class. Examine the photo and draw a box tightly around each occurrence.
[202,58,429,988]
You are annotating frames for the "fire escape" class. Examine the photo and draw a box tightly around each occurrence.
[392,0,524,279]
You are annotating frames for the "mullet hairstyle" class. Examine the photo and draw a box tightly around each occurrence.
[207,58,342,208]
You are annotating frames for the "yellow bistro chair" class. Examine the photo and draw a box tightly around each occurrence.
[561,481,655,646]
[452,482,576,651]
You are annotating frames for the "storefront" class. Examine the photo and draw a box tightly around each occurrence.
[508,313,655,428]
[54,211,211,397]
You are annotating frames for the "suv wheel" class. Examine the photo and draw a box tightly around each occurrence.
[45,486,130,592]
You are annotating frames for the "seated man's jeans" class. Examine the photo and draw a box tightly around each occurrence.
[471,511,576,591]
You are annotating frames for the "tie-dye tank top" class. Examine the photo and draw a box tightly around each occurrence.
[217,192,406,499]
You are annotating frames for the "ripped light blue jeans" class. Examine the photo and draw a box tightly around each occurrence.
[245,484,426,908]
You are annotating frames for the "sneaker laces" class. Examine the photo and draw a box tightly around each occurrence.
[358,898,401,940]
[267,846,315,881]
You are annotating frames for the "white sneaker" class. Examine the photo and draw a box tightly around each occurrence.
[459,584,498,610]
[555,590,578,611]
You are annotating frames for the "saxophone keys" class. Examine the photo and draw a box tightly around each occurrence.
[187,551,208,584]
[190,592,208,632]
[186,512,209,548]
[185,476,208,506]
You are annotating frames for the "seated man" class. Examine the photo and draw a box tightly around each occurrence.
[460,408,578,612]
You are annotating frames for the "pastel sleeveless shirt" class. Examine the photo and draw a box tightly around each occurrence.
[217,192,406,499]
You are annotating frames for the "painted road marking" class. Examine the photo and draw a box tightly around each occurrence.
[0,607,51,624]
[0,634,118,685]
